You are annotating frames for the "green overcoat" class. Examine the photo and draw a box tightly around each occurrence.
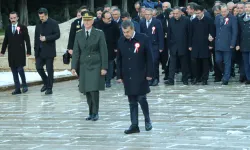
[71,28,108,94]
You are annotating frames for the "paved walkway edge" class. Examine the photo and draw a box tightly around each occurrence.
[0,76,77,92]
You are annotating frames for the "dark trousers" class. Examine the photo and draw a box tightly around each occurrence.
[191,58,210,81]
[86,91,99,115]
[11,66,27,90]
[242,52,250,81]
[160,39,169,77]
[168,53,189,83]
[35,57,54,89]
[128,95,150,126]
[153,50,160,80]
[105,60,114,84]
[212,49,222,80]
[215,51,232,82]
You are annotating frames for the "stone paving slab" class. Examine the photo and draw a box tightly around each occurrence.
[0,75,250,150]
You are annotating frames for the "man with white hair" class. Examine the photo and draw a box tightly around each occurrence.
[227,2,235,13]
[112,8,122,26]
[140,8,164,86]
[214,4,238,85]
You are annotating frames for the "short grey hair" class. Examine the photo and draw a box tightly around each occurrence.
[163,2,171,8]
[121,20,134,30]
[112,8,121,14]
[220,4,228,10]
[212,5,221,11]
[145,8,153,13]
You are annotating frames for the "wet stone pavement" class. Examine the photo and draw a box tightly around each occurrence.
[0,74,250,150]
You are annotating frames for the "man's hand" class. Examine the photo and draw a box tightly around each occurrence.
[117,79,123,83]
[236,46,240,51]
[189,47,192,51]
[146,77,152,80]
[0,53,4,57]
[68,49,73,55]
[40,35,46,42]
[26,54,31,57]
[101,69,107,76]
[114,49,118,52]
[159,49,163,53]
[208,34,214,42]
[71,69,77,76]
[209,46,213,50]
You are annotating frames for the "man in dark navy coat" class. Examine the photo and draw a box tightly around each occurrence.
[214,4,238,85]
[140,8,164,86]
[117,20,154,134]
[1,11,31,95]
[189,5,215,85]
[237,2,250,84]
[165,7,190,85]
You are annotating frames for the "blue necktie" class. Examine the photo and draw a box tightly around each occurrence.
[12,26,16,34]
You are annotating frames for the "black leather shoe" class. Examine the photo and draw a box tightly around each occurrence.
[106,83,111,88]
[145,122,152,131]
[86,115,93,120]
[12,90,21,95]
[214,78,221,82]
[245,81,250,85]
[202,81,208,85]
[151,79,159,86]
[124,125,140,134]
[22,86,28,93]
[45,89,53,95]
[92,114,99,121]
[163,76,168,80]
[191,79,197,85]
[41,85,47,92]
[239,76,246,83]
[221,81,228,85]
[164,80,174,85]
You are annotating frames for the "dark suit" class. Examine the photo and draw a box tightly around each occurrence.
[67,18,82,75]
[238,15,250,81]
[34,18,60,90]
[95,20,120,85]
[157,12,170,78]
[190,16,215,82]
[215,14,238,82]
[140,18,164,82]
[167,16,190,84]
[117,32,153,126]
[1,23,31,90]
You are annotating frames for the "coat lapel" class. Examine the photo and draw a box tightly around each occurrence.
[78,28,86,49]
[87,28,97,44]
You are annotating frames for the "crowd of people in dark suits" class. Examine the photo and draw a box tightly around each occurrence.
[2,0,250,134]
[67,0,250,88]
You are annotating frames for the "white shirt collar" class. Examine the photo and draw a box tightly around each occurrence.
[85,28,92,35]
[146,18,152,23]
[131,31,136,39]
[116,17,120,23]
[12,23,18,27]
[192,14,196,19]
[199,14,205,20]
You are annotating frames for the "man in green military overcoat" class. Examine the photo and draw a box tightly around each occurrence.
[71,11,108,121]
